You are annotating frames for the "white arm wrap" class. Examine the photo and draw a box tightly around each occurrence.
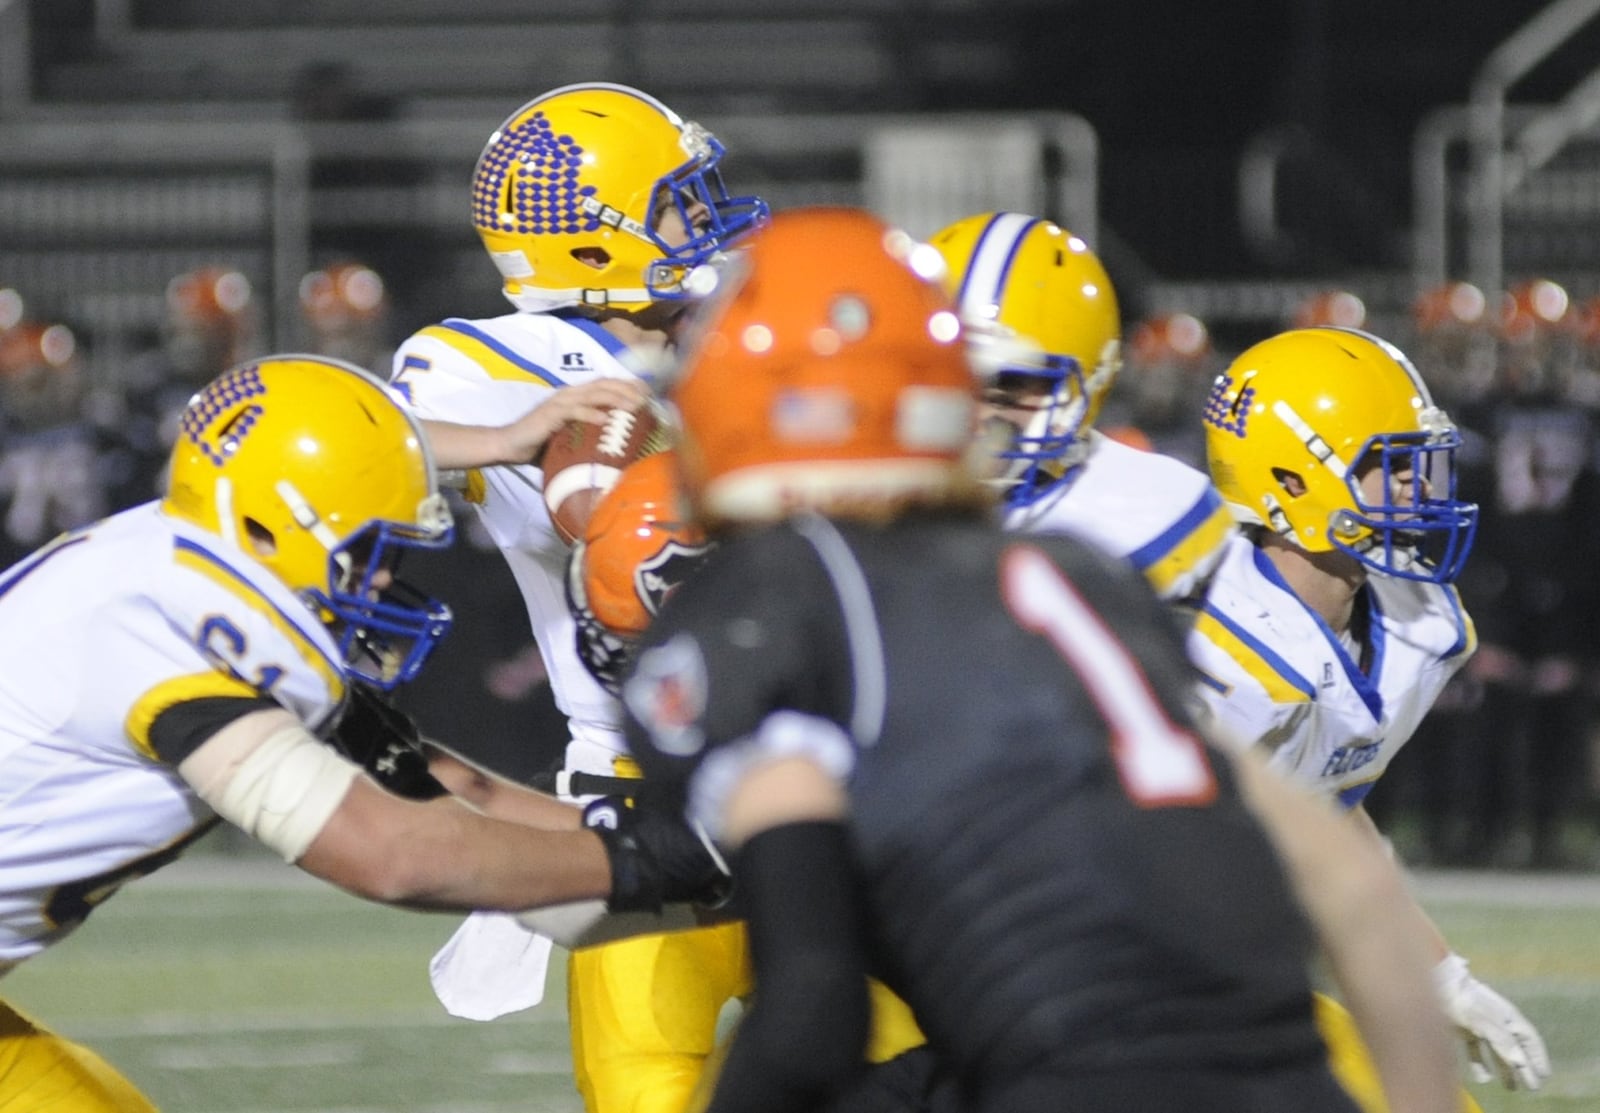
[180,716,361,864]
[515,900,701,950]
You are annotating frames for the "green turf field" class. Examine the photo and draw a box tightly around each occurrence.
[5,848,1597,1112]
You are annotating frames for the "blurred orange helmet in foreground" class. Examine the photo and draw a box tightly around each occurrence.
[567,451,712,692]
[668,206,979,527]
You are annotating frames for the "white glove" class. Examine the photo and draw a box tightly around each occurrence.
[1432,952,1551,1090]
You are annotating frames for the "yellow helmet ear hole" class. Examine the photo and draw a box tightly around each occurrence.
[1271,467,1308,499]
[243,518,277,557]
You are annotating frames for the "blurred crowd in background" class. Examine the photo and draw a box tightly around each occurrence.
[3,259,1599,868]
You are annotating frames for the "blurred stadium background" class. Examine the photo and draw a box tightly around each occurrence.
[9,0,1600,359]
[7,1,1600,1108]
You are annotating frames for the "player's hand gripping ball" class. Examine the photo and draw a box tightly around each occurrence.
[541,401,673,545]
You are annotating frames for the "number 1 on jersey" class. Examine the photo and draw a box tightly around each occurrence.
[1000,544,1217,808]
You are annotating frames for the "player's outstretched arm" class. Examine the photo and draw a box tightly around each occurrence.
[1229,749,1461,1113]
[1345,808,1551,1092]
[329,682,582,830]
[697,754,872,1113]
[420,378,648,469]
[178,708,715,916]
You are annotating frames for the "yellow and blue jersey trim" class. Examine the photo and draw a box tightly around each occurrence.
[1336,777,1380,810]
[1193,603,1317,706]
[411,320,567,386]
[125,670,261,762]
[1442,583,1477,660]
[1127,486,1233,599]
[0,531,90,600]
[171,537,345,699]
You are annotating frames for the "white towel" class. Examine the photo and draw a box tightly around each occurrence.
[428,910,553,1021]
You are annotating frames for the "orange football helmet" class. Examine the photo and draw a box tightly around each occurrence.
[1574,295,1600,349]
[164,266,258,379]
[0,320,84,432]
[0,287,23,331]
[1412,281,1489,336]
[167,266,254,331]
[1292,290,1367,330]
[1497,278,1570,343]
[566,451,712,693]
[299,261,387,327]
[1128,312,1211,367]
[299,260,390,367]
[667,206,980,527]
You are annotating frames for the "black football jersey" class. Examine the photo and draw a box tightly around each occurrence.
[622,511,1330,1087]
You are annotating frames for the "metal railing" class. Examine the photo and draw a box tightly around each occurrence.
[0,119,310,359]
[1414,0,1600,296]
[0,108,1094,363]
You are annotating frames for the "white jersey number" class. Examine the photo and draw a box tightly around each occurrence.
[1001,544,1217,807]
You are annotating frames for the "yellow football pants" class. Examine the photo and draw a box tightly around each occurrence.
[567,922,750,1113]
[0,999,157,1113]
[567,923,926,1113]
[1314,992,1483,1113]
[567,753,925,1113]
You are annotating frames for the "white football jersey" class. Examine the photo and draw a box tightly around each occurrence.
[391,312,641,771]
[1187,534,1476,808]
[1005,431,1235,603]
[0,504,345,966]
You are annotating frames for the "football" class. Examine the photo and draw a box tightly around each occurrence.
[541,402,673,545]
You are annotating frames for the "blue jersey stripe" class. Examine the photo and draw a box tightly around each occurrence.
[1198,600,1318,700]
[0,533,90,601]
[171,536,342,676]
[1126,485,1225,570]
[438,319,566,386]
[1249,546,1384,721]
[553,313,634,364]
[1337,781,1376,809]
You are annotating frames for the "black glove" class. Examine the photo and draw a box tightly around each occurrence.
[331,684,449,801]
[583,795,731,913]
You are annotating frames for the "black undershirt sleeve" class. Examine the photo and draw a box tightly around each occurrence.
[146,696,284,766]
[705,820,872,1113]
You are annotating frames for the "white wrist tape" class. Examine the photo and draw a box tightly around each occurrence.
[181,720,360,863]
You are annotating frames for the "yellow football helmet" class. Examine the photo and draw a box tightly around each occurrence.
[471,82,769,315]
[163,355,455,688]
[1203,327,1477,583]
[929,211,1121,508]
